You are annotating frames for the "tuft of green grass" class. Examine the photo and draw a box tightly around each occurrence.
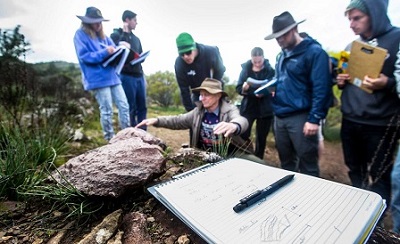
[0,122,70,200]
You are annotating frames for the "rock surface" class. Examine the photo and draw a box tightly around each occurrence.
[77,209,122,244]
[50,128,166,197]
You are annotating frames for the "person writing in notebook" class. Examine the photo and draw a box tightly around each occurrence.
[264,11,332,177]
[335,0,400,213]
[73,6,130,141]
[136,78,265,164]
[174,32,226,112]
[111,10,147,130]
[236,47,275,160]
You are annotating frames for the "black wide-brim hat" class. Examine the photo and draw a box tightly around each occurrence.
[77,6,109,24]
[264,11,305,40]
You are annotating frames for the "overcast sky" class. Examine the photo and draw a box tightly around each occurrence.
[1,0,399,82]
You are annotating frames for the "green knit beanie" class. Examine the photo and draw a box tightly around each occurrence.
[345,0,369,15]
[176,32,196,54]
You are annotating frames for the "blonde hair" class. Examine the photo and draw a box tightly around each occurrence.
[81,23,105,40]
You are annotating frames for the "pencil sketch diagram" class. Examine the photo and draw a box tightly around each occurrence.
[260,214,291,242]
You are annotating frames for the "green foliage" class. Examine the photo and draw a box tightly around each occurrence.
[211,136,232,158]
[148,104,185,117]
[324,85,342,142]
[0,123,70,200]
[224,84,239,102]
[0,25,30,59]
[18,170,103,221]
[147,71,180,107]
[323,125,342,142]
[0,57,37,128]
[0,26,35,127]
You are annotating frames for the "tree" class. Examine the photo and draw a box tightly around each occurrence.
[146,71,180,107]
[0,26,34,128]
[0,25,30,59]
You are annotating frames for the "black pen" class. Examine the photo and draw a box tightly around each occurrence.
[233,174,295,213]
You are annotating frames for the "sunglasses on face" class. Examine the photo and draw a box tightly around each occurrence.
[180,50,192,57]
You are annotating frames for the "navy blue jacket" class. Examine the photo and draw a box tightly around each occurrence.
[174,43,226,111]
[273,36,332,124]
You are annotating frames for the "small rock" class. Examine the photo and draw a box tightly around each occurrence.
[2,236,13,241]
[177,234,191,244]
[52,210,63,217]
[32,238,43,244]
[164,235,177,244]
[147,216,155,222]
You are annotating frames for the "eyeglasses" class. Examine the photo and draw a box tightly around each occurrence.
[180,50,192,57]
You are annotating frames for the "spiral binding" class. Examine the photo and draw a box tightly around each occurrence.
[155,160,226,187]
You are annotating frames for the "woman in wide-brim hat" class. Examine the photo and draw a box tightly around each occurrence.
[73,7,130,141]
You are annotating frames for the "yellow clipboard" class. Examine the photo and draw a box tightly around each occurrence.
[348,40,387,93]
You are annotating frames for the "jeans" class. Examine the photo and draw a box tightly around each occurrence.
[241,116,273,159]
[391,145,400,233]
[341,118,399,207]
[120,74,147,129]
[274,113,319,177]
[93,84,130,141]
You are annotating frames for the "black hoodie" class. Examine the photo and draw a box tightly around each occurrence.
[174,43,226,111]
[341,0,400,126]
[110,28,144,77]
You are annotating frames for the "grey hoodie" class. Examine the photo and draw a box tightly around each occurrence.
[341,0,400,126]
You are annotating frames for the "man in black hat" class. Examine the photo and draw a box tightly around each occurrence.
[264,11,332,177]
[111,10,148,130]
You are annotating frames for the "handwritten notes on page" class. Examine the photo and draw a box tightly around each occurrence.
[148,158,385,244]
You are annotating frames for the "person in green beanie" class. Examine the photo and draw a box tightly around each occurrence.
[174,32,226,112]
[335,0,400,228]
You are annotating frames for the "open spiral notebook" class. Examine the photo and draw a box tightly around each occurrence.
[148,158,385,244]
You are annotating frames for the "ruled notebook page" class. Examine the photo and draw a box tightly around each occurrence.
[148,158,385,244]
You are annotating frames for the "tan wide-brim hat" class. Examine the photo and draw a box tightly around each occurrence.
[192,78,227,96]
[264,11,305,40]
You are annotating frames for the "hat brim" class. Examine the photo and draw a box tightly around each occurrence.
[77,15,109,24]
[178,46,196,54]
[191,87,227,97]
[264,19,306,40]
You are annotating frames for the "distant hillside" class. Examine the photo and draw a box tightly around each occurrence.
[32,61,80,73]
